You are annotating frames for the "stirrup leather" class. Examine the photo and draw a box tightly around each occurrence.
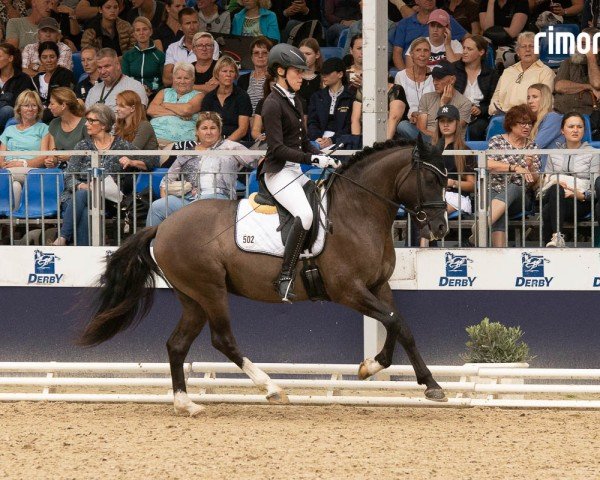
[276,217,308,303]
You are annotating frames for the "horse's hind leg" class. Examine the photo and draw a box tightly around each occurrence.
[342,282,446,402]
[202,286,289,404]
[168,290,208,417]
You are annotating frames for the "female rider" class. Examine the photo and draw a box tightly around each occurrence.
[259,43,339,303]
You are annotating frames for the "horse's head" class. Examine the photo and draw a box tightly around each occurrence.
[400,135,448,241]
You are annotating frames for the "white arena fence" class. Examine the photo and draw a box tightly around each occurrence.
[1,362,600,409]
[1,148,599,248]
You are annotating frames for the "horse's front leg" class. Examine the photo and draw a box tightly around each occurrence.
[342,282,446,402]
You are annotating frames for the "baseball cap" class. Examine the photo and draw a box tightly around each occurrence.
[430,60,456,79]
[321,57,346,75]
[38,17,60,32]
[428,9,450,27]
[436,104,460,121]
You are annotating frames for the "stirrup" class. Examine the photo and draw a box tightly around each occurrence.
[278,275,296,303]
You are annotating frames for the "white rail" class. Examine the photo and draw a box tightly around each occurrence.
[1,362,599,409]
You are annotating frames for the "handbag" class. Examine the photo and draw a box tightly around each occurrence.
[164,180,193,196]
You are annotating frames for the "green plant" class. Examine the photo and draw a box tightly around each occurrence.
[461,317,534,363]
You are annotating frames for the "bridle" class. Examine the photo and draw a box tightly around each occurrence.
[330,154,448,223]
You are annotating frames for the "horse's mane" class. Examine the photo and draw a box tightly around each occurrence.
[337,138,416,175]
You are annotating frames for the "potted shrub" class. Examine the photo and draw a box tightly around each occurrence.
[460,318,534,399]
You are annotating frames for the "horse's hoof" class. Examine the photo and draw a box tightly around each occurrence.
[425,388,448,402]
[173,391,206,416]
[266,390,289,405]
[358,358,384,380]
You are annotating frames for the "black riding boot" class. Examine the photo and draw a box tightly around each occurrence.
[277,217,308,303]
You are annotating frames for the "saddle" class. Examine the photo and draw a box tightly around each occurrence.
[250,175,325,251]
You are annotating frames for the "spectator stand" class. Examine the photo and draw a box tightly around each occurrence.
[537,23,581,70]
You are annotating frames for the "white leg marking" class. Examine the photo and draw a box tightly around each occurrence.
[358,358,385,380]
[242,357,288,403]
[173,391,205,417]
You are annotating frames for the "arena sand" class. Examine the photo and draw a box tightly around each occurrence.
[0,402,599,479]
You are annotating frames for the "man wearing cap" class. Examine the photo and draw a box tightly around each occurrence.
[21,18,73,78]
[397,59,471,141]
[307,57,355,150]
[392,0,467,71]
[5,0,52,50]
[405,9,463,69]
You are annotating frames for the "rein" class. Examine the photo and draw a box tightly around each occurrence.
[330,157,448,221]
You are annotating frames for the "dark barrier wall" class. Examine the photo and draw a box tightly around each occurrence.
[1,288,598,367]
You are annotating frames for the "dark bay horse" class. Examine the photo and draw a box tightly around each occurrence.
[79,137,449,416]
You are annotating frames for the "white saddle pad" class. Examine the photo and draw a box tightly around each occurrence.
[235,191,328,258]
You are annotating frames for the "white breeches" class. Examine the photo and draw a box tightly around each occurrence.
[264,163,313,230]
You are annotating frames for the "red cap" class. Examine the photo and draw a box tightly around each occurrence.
[428,9,450,27]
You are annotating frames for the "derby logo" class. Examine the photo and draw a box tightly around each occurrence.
[515,252,553,287]
[439,252,476,287]
[28,249,63,285]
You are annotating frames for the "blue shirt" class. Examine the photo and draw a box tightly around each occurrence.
[392,13,467,54]
[0,122,49,161]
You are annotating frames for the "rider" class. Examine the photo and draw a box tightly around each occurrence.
[259,43,340,303]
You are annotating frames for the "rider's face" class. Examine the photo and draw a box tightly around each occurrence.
[283,67,304,91]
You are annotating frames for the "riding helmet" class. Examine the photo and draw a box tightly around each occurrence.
[267,43,309,77]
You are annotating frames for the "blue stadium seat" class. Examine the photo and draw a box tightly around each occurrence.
[134,168,169,200]
[337,28,349,49]
[248,169,259,195]
[72,52,84,82]
[466,115,505,150]
[321,47,344,60]
[0,169,14,216]
[538,24,581,69]
[485,45,495,69]
[5,117,17,129]
[12,168,64,219]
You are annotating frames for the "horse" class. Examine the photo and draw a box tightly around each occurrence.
[78,136,450,416]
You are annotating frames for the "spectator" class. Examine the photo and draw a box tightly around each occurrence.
[351,81,408,140]
[0,1,27,46]
[121,16,166,99]
[528,83,563,150]
[148,61,203,143]
[32,41,76,123]
[307,57,355,149]
[5,0,52,50]
[529,0,583,29]
[196,0,231,34]
[441,0,481,35]
[345,33,363,92]
[231,0,280,43]
[421,104,475,246]
[0,90,51,208]
[146,111,259,226]
[323,0,361,47]
[22,18,73,78]
[124,0,166,31]
[74,0,129,23]
[388,0,415,20]
[479,0,528,49]
[81,0,135,57]
[76,46,100,101]
[85,48,148,111]
[271,0,320,44]
[237,36,272,114]
[200,56,253,141]
[394,37,434,139]
[190,31,219,94]
[297,38,322,112]
[554,29,600,116]
[114,89,159,193]
[342,0,396,61]
[154,0,185,52]
[54,103,143,246]
[489,32,555,116]
[453,34,499,141]
[0,43,35,134]
[45,87,87,169]
[162,7,200,87]
[392,0,467,71]
[49,0,82,51]
[541,112,598,247]
[405,9,463,69]
[472,104,541,247]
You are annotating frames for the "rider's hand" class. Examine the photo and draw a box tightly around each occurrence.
[311,154,340,169]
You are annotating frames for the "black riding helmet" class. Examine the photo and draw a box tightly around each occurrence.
[267,43,309,78]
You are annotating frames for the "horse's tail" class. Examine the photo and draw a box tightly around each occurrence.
[78,226,163,347]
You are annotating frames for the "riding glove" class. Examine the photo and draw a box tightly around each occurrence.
[311,154,340,169]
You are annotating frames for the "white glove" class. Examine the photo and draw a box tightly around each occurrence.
[311,154,340,169]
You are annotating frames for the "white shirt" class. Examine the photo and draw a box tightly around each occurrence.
[164,37,220,65]
[464,76,484,107]
[394,69,434,117]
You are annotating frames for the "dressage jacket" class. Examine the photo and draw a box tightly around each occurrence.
[259,86,319,175]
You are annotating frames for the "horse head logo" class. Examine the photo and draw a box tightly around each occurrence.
[34,249,59,274]
[521,252,549,277]
[445,252,472,277]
